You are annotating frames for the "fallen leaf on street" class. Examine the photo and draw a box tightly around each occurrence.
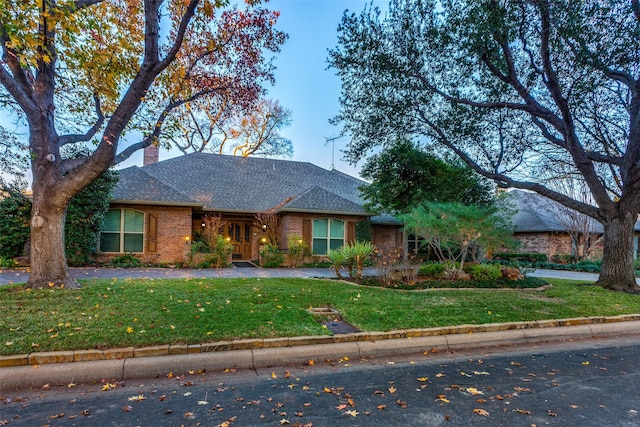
[473,408,489,416]
[466,387,484,396]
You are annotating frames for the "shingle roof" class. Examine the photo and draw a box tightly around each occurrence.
[111,166,202,206]
[112,153,371,215]
[507,190,604,233]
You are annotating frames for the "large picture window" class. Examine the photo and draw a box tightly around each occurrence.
[100,209,144,253]
[312,218,344,254]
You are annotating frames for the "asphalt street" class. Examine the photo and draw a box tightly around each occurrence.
[2,335,640,426]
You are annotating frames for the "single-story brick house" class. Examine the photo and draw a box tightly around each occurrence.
[100,149,402,264]
[507,189,640,261]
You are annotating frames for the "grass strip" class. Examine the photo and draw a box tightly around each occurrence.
[2,277,640,356]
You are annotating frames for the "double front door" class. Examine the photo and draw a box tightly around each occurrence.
[226,221,252,260]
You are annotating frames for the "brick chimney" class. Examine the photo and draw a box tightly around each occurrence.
[143,144,159,166]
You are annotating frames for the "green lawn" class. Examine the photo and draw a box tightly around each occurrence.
[2,277,640,356]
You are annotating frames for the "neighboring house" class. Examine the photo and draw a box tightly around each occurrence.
[100,149,403,264]
[507,190,640,260]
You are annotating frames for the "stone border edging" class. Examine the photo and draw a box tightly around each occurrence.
[3,316,640,390]
[3,314,639,369]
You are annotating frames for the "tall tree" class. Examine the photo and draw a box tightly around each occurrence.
[0,0,286,288]
[170,98,293,157]
[329,0,640,292]
[359,138,494,213]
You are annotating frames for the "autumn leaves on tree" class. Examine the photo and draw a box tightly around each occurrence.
[0,0,287,288]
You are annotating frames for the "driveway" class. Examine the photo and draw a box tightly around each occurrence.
[0,265,614,285]
[0,265,345,285]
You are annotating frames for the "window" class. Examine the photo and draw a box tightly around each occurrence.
[407,233,429,256]
[312,218,344,254]
[100,209,144,253]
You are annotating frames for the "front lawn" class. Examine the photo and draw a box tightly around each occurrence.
[2,277,640,356]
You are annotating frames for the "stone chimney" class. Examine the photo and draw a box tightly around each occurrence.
[143,144,159,166]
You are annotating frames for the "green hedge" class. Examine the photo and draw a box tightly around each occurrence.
[492,252,547,263]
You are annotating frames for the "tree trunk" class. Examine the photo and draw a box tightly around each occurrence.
[597,214,638,292]
[25,195,79,289]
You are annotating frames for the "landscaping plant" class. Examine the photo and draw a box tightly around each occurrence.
[287,234,309,268]
[326,248,349,279]
[260,245,284,268]
[401,202,516,279]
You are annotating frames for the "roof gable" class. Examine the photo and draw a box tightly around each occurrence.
[283,186,369,215]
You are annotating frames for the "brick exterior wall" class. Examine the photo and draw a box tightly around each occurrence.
[99,204,193,264]
[371,224,404,251]
[513,231,604,261]
[100,207,405,266]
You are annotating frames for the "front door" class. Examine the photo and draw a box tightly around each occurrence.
[227,221,252,259]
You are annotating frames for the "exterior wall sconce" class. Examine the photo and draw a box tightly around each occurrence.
[201,221,206,228]
[261,237,267,243]
[225,237,231,242]
[184,236,191,245]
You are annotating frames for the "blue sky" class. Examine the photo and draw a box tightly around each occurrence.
[265,0,385,178]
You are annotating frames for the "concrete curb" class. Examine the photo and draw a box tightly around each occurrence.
[2,316,640,390]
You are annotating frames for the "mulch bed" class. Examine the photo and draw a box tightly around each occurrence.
[338,276,550,291]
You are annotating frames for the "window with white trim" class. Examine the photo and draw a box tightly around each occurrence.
[312,218,344,254]
[100,209,144,253]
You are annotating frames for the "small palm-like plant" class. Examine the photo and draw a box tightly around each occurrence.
[342,241,375,279]
[326,248,349,279]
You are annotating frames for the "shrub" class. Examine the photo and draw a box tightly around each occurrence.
[0,179,31,259]
[419,263,445,278]
[0,257,19,268]
[65,167,118,266]
[202,235,232,268]
[372,244,404,285]
[109,253,141,268]
[287,234,309,268]
[465,264,502,281]
[493,252,547,263]
[355,220,372,242]
[551,254,574,264]
[260,245,284,268]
